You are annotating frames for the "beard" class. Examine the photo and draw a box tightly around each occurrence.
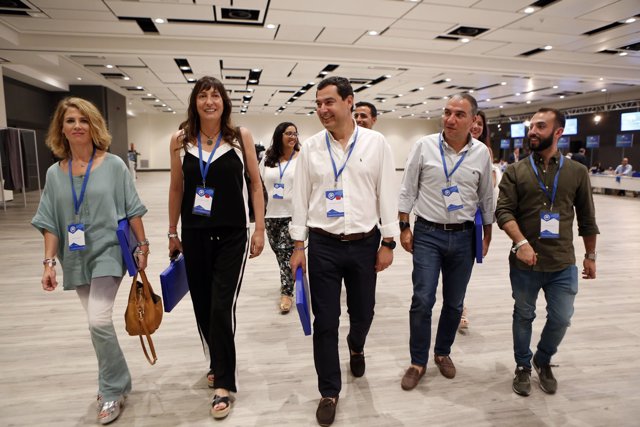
[528,133,554,152]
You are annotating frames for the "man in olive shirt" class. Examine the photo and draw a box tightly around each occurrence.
[496,107,599,397]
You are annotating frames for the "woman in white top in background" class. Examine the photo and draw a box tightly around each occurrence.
[459,110,501,332]
[259,122,301,313]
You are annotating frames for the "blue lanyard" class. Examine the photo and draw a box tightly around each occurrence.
[197,132,222,186]
[439,134,467,184]
[325,127,358,186]
[529,154,564,209]
[68,147,96,217]
[277,150,295,182]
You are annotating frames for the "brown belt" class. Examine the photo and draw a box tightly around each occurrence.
[417,216,474,232]
[309,227,377,242]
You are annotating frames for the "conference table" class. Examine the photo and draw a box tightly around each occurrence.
[589,174,640,192]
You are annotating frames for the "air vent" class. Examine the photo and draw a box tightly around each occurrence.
[225,75,246,80]
[435,35,459,41]
[519,48,545,57]
[119,17,159,34]
[584,22,624,36]
[220,8,259,21]
[101,72,126,78]
[448,26,488,37]
[530,0,559,7]
[619,42,640,51]
[598,49,618,55]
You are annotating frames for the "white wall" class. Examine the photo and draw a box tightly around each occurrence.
[127,113,439,170]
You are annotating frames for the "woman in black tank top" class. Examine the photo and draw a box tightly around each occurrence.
[167,76,265,419]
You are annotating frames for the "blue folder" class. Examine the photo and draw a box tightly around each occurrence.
[160,254,189,313]
[117,219,138,276]
[474,208,483,264]
[295,266,312,336]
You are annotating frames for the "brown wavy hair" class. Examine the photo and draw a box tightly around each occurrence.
[180,76,237,150]
[46,97,111,159]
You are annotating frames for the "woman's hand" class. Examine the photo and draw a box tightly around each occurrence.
[169,236,183,257]
[249,230,264,258]
[42,266,58,291]
[136,249,149,271]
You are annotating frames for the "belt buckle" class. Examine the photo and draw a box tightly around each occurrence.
[339,233,349,242]
[443,223,454,231]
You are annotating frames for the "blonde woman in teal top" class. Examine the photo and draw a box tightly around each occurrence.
[31,97,148,425]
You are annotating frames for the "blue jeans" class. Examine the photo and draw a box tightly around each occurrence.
[409,220,475,367]
[510,265,578,368]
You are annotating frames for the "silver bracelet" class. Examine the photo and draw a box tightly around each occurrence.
[42,258,56,267]
[167,233,179,239]
[136,238,150,247]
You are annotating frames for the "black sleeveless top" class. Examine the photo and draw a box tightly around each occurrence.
[181,145,248,229]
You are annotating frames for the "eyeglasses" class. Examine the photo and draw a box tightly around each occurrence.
[284,131,298,137]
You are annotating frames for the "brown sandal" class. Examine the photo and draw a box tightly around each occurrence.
[280,295,293,314]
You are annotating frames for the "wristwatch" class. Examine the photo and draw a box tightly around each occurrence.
[381,240,396,250]
[584,252,597,261]
[399,221,411,232]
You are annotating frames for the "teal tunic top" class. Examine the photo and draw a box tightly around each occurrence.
[32,153,147,290]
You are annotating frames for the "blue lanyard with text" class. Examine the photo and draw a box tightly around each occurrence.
[529,154,564,210]
[278,150,295,182]
[325,127,358,187]
[439,134,467,185]
[68,147,96,219]
[197,133,222,186]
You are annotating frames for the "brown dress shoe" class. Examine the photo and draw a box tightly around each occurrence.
[401,366,425,390]
[434,354,456,379]
[316,396,338,426]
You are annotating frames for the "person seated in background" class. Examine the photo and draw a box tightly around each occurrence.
[615,157,633,196]
[508,147,520,164]
[589,162,604,174]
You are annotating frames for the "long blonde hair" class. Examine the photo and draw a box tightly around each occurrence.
[46,97,112,159]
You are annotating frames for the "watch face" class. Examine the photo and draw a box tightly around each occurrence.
[382,240,396,249]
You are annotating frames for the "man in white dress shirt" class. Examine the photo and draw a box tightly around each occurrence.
[397,93,494,391]
[290,76,398,426]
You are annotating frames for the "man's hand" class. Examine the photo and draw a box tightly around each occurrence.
[515,243,537,266]
[400,229,413,254]
[582,258,596,279]
[375,246,393,272]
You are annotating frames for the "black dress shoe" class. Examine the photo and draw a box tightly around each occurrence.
[347,336,365,377]
[316,396,338,426]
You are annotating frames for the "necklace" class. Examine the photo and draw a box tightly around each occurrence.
[201,129,216,146]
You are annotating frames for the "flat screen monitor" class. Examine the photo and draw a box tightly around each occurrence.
[500,138,511,149]
[621,112,640,131]
[562,118,577,136]
[616,133,633,148]
[513,138,523,148]
[510,123,525,138]
[558,136,570,148]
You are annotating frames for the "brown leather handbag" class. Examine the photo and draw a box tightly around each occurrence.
[125,270,163,365]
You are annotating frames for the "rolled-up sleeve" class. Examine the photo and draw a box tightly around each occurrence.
[574,167,600,236]
[289,145,311,241]
[495,164,518,228]
[398,140,422,214]
[477,147,495,224]
[378,139,399,237]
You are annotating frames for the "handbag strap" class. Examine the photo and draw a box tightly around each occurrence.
[138,318,158,365]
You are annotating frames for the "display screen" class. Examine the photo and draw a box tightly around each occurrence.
[510,123,525,138]
[586,135,600,148]
[621,112,640,131]
[500,139,510,149]
[562,118,577,136]
[513,138,523,148]
[558,136,570,148]
[616,133,633,148]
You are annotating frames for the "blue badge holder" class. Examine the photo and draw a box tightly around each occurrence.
[474,208,483,264]
[159,253,190,313]
[117,218,138,276]
[295,266,312,336]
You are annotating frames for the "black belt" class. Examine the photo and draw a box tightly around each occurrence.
[309,227,377,242]
[417,216,473,232]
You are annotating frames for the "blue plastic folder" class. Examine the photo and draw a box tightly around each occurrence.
[474,208,483,264]
[159,254,189,313]
[117,219,138,276]
[295,266,312,336]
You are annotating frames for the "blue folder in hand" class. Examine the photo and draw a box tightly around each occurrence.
[160,254,189,313]
[295,266,312,336]
[117,219,138,276]
[474,208,483,264]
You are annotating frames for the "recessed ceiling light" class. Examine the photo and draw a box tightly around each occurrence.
[368,30,379,36]
[594,114,601,123]
[384,74,392,78]
[515,92,521,96]
[248,79,258,83]
[544,45,553,50]
[442,96,448,100]
[601,88,607,92]
[153,18,165,24]
[161,104,166,107]
[523,7,537,14]
[599,77,604,81]
[553,85,559,89]
[179,66,190,71]
[418,87,424,91]
[499,105,504,108]
[155,99,160,102]
[398,94,403,97]
[501,82,507,85]
[486,98,491,102]
[624,18,636,24]
[445,78,451,82]
[469,90,474,93]
[106,64,114,68]
[123,76,130,81]
[252,68,262,72]
[619,52,628,56]
[266,24,276,29]
[526,100,532,104]
[460,38,470,43]
[559,95,565,99]
[147,93,153,96]
[136,86,143,90]
[76,77,82,81]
